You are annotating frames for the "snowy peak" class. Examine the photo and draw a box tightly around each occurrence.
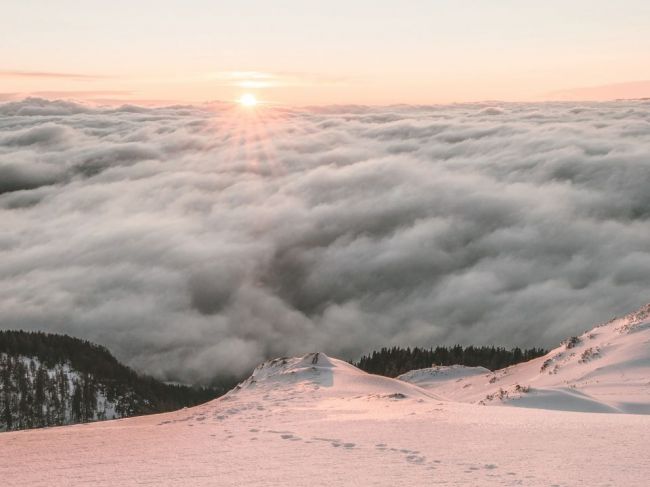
[249,353,339,381]
[235,353,350,388]
[229,352,443,401]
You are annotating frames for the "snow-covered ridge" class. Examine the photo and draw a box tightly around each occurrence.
[398,302,650,414]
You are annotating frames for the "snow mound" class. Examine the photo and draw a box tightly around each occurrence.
[505,387,623,413]
[398,302,650,414]
[230,352,443,401]
[398,365,489,386]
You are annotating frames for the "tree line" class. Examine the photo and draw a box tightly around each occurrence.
[353,345,547,378]
[0,330,225,431]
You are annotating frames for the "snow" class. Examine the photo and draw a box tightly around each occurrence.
[1,347,649,486]
[397,365,490,386]
[235,352,443,401]
[398,304,650,414]
[2,307,649,485]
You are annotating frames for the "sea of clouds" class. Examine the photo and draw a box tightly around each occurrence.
[1,97,649,383]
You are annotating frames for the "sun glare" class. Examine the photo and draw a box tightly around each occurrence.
[239,93,258,107]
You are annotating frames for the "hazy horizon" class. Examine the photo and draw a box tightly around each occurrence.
[2,1,650,106]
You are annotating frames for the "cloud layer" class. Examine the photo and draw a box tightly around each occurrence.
[1,98,650,383]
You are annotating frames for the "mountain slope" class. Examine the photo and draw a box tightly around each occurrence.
[398,303,650,413]
[0,330,222,431]
[1,350,648,486]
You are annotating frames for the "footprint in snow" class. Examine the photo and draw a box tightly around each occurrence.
[406,455,425,465]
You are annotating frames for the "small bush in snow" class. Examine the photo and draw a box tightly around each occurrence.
[562,336,580,349]
[579,347,600,363]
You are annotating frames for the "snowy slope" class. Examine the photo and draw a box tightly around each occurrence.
[1,351,649,486]
[399,303,650,413]
[0,331,221,431]
[397,364,490,386]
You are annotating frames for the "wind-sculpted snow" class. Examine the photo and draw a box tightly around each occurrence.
[231,352,442,401]
[399,302,650,413]
[1,97,650,382]
[397,365,490,386]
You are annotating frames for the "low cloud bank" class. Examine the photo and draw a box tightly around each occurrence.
[1,98,649,383]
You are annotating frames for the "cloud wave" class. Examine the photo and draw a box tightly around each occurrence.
[1,97,650,383]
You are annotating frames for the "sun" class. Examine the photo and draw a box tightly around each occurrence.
[238,93,258,107]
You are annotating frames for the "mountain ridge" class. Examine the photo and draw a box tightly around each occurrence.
[397,302,650,414]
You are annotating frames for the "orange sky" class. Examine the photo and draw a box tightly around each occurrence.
[1,1,650,105]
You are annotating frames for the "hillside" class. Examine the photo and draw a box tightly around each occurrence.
[1,350,648,486]
[0,330,223,431]
[398,303,650,414]
[1,306,648,485]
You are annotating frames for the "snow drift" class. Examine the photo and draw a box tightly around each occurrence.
[397,364,490,386]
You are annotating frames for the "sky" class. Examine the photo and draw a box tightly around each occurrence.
[2,98,649,383]
[2,0,650,105]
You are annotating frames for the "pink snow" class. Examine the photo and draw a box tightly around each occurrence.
[2,347,649,486]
